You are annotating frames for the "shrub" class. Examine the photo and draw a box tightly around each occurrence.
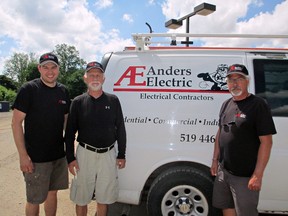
[0,85,17,106]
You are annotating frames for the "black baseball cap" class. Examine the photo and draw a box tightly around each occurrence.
[226,64,249,77]
[85,61,104,73]
[39,53,59,66]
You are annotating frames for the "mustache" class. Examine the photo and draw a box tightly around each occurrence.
[91,81,101,84]
[231,86,241,91]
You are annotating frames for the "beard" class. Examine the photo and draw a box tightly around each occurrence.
[230,87,242,97]
[88,81,102,91]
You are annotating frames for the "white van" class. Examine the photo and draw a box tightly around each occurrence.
[102,33,288,216]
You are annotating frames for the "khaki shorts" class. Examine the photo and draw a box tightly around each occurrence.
[23,157,68,204]
[70,144,119,206]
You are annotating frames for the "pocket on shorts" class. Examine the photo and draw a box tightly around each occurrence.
[25,172,41,186]
[216,164,225,182]
[108,148,117,167]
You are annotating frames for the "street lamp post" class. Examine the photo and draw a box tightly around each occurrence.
[165,2,216,46]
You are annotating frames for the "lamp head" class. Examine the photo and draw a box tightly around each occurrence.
[194,3,216,16]
[165,19,183,29]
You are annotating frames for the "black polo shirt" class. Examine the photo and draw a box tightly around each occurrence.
[65,92,126,164]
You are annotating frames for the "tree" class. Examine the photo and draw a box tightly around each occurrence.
[3,52,37,87]
[0,85,16,104]
[66,69,87,99]
[25,63,39,81]
[0,75,17,91]
[54,44,86,84]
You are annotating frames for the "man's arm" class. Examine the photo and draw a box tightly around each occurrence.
[64,102,78,175]
[210,128,220,176]
[114,97,127,169]
[248,134,273,191]
[11,108,34,173]
[63,113,68,131]
[115,97,126,159]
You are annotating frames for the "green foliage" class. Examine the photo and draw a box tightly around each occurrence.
[0,85,17,104]
[0,75,17,91]
[54,44,86,84]
[3,52,37,88]
[65,69,87,99]
[25,63,39,81]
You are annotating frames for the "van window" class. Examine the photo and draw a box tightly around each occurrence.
[254,59,288,117]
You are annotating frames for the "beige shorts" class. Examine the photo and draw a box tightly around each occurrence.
[70,144,119,206]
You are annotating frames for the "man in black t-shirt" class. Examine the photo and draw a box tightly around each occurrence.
[65,61,126,216]
[12,53,70,216]
[210,64,276,216]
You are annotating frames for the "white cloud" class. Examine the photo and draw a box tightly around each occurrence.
[94,0,113,9]
[0,0,133,72]
[122,14,134,23]
[0,0,288,73]
[161,0,288,48]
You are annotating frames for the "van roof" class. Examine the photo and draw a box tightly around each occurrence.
[124,46,288,52]
[129,33,288,52]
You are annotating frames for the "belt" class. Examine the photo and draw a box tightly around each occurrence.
[79,142,114,153]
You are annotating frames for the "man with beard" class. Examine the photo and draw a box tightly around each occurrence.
[210,64,276,216]
[65,61,126,216]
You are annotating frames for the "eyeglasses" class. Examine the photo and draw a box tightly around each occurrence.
[226,77,246,84]
[86,73,103,79]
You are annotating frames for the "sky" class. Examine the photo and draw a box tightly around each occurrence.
[0,0,288,74]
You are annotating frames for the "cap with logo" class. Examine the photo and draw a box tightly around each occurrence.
[226,64,249,77]
[39,53,59,66]
[85,61,104,73]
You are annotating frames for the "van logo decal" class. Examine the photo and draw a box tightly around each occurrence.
[197,64,228,91]
[113,64,228,93]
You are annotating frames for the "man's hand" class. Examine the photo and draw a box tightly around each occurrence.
[19,154,34,173]
[248,174,262,191]
[68,160,79,176]
[210,160,218,176]
[117,159,126,169]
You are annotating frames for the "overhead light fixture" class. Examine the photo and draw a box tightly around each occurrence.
[164,2,216,46]
[194,3,216,16]
[165,19,183,29]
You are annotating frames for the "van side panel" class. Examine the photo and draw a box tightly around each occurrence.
[103,49,288,213]
[104,51,244,203]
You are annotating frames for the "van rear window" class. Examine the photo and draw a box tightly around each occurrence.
[254,59,288,117]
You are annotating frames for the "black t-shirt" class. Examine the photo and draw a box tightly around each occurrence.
[12,78,70,162]
[65,92,126,164]
[218,94,276,177]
